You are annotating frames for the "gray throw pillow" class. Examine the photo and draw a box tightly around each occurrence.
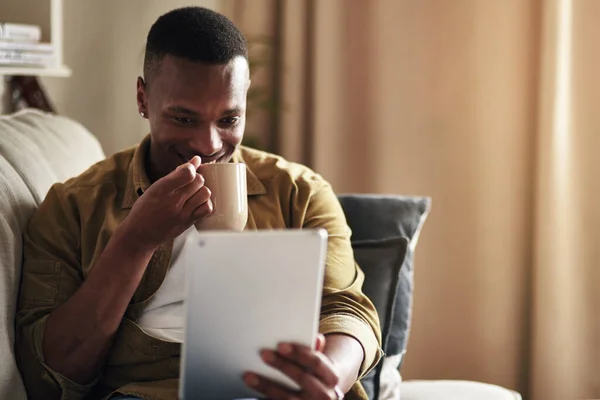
[338,195,431,360]
[339,194,431,399]
[354,237,408,400]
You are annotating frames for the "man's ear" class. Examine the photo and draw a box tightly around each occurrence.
[137,77,148,118]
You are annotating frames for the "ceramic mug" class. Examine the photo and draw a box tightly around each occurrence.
[194,163,248,231]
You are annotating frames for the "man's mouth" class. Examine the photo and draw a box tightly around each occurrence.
[177,152,220,165]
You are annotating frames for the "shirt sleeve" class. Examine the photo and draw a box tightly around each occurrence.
[299,179,383,378]
[15,183,96,400]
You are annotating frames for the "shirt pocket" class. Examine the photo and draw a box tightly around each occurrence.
[20,260,61,307]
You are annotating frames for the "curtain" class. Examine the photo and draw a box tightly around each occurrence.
[222,1,600,399]
[530,0,600,399]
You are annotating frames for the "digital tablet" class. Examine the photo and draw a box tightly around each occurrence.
[179,229,328,400]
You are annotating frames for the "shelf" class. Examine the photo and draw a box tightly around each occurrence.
[0,0,70,79]
[0,65,71,77]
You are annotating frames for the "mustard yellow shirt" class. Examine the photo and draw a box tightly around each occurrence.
[15,136,382,400]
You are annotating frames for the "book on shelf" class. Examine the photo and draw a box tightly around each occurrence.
[0,41,53,53]
[0,22,42,43]
[0,50,55,68]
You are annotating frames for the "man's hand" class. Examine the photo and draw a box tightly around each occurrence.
[244,334,346,400]
[120,155,212,251]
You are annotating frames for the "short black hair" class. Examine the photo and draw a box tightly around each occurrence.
[144,7,247,83]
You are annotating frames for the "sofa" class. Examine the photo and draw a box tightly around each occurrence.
[0,109,521,400]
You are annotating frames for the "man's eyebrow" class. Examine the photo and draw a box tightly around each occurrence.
[167,106,199,116]
[222,108,243,116]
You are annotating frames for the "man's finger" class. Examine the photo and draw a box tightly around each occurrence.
[184,187,212,219]
[261,350,331,398]
[182,183,211,209]
[175,172,205,201]
[277,343,339,388]
[154,162,197,193]
[156,156,203,194]
[243,372,302,400]
[190,199,213,220]
[158,155,203,194]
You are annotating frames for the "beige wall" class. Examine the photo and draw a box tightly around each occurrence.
[38,0,219,156]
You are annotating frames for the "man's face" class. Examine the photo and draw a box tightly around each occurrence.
[137,55,249,178]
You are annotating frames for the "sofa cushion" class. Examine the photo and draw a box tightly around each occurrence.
[400,380,522,400]
[0,109,105,203]
[353,237,408,400]
[0,156,33,400]
[0,109,105,400]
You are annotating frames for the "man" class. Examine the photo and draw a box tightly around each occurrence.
[15,7,382,400]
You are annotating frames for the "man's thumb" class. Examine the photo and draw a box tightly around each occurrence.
[315,334,326,352]
[188,155,202,170]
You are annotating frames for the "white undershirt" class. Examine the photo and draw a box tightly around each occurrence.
[137,226,195,343]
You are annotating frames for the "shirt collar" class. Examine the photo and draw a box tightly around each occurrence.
[232,148,267,196]
[122,136,266,209]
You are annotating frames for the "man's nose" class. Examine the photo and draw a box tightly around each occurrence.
[190,125,223,157]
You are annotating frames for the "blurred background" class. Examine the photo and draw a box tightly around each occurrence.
[6,0,600,399]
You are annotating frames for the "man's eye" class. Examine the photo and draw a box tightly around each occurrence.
[173,117,195,124]
[219,117,240,126]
